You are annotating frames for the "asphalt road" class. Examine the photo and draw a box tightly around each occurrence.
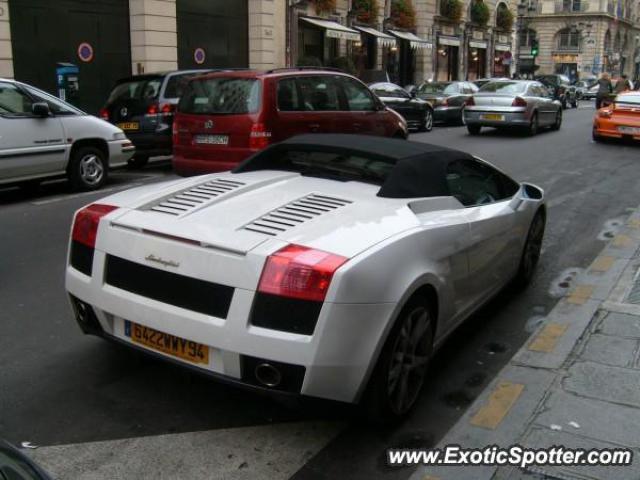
[2,104,640,479]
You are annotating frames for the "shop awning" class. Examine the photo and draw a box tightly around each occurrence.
[300,17,361,41]
[387,30,433,49]
[353,26,396,47]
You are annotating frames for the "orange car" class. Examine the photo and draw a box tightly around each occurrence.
[593,91,640,142]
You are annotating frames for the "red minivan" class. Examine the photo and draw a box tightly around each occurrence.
[172,69,408,175]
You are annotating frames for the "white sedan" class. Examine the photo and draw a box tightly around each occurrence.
[0,78,135,190]
[65,134,545,420]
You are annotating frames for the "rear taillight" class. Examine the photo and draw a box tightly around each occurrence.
[512,96,527,107]
[599,109,612,118]
[257,244,348,302]
[146,103,173,116]
[249,123,272,150]
[72,204,118,248]
[147,103,159,115]
[465,97,475,106]
[161,103,174,114]
[99,108,109,121]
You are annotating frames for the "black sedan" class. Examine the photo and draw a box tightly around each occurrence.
[369,82,434,132]
[415,81,478,125]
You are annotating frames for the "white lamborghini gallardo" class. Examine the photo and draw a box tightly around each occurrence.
[65,134,545,420]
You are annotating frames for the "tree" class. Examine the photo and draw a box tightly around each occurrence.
[470,0,490,26]
[440,0,464,21]
[390,0,417,29]
[353,0,380,24]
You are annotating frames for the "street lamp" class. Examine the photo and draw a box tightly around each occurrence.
[515,0,528,77]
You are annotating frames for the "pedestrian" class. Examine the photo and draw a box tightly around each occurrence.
[614,74,631,94]
[595,73,612,109]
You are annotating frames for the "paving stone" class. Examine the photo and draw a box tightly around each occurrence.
[519,427,637,480]
[579,334,638,367]
[533,390,640,448]
[597,312,640,338]
[563,361,640,409]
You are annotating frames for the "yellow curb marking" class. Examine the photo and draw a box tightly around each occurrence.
[566,285,594,305]
[613,234,632,247]
[590,255,615,273]
[528,323,568,353]
[470,381,525,430]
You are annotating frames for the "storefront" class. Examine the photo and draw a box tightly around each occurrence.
[436,36,461,81]
[352,26,396,81]
[298,17,360,66]
[384,31,432,87]
[494,44,512,76]
[467,40,487,80]
[553,53,579,82]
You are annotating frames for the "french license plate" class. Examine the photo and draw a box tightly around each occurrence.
[480,114,505,121]
[117,122,139,131]
[617,126,640,134]
[194,134,229,145]
[124,320,209,365]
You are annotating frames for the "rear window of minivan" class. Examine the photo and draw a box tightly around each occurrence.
[179,78,261,114]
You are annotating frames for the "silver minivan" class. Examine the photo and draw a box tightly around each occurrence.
[0,78,135,191]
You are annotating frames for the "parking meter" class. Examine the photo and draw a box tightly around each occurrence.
[56,63,80,106]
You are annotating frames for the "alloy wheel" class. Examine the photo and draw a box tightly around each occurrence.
[387,306,433,415]
[424,109,433,131]
[79,154,104,186]
[522,214,544,280]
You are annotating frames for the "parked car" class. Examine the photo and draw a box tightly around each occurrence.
[0,439,54,480]
[464,80,563,136]
[414,81,478,124]
[172,69,408,175]
[593,91,640,142]
[473,77,510,88]
[65,134,545,420]
[0,78,134,191]
[582,83,599,100]
[535,74,578,109]
[100,70,211,168]
[369,82,434,132]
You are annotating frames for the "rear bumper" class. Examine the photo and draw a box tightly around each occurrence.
[108,140,136,168]
[434,106,462,122]
[65,246,393,404]
[464,108,530,127]
[173,147,256,175]
[125,131,172,157]
[593,121,640,140]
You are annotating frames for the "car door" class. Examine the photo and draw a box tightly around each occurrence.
[337,76,387,136]
[0,81,66,182]
[531,82,557,125]
[373,84,415,121]
[446,158,523,305]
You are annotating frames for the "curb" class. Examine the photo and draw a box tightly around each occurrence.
[408,205,640,480]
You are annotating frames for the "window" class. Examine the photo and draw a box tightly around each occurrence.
[297,76,341,111]
[164,73,200,99]
[418,82,459,94]
[178,78,261,114]
[446,159,519,206]
[277,78,301,111]
[519,29,537,47]
[480,82,527,94]
[108,77,162,103]
[557,29,580,50]
[339,77,376,111]
[371,83,410,99]
[615,94,640,104]
[24,85,81,115]
[0,83,33,117]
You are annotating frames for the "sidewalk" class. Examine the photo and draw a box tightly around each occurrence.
[410,206,640,480]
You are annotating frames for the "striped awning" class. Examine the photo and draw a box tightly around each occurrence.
[387,30,433,49]
[300,17,361,41]
[354,26,396,47]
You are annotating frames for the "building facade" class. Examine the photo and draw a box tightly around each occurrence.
[519,0,640,80]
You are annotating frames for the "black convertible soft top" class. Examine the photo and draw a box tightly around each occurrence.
[232,134,476,199]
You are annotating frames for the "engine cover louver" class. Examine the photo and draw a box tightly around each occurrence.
[242,194,352,236]
[146,178,245,216]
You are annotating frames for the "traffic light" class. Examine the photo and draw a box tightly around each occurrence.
[531,39,539,57]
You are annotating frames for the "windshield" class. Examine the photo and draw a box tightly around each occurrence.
[371,84,409,99]
[418,82,458,95]
[179,78,261,115]
[480,82,527,94]
[237,148,394,185]
[615,94,640,105]
[108,77,162,104]
[23,85,83,115]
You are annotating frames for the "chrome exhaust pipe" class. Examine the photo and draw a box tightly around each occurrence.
[254,363,282,388]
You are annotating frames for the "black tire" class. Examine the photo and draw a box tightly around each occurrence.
[419,108,434,132]
[527,113,539,136]
[514,210,546,288]
[363,295,435,423]
[592,129,603,142]
[467,124,481,135]
[68,146,108,191]
[393,131,408,139]
[127,155,149,169]
[551,109,562,131]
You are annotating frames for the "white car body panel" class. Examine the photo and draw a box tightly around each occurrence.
[65,168,544,403]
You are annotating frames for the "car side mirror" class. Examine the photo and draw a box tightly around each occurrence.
[32,102,50,117]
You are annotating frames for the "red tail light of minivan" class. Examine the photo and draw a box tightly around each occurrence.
[249,123,272,150]
[99,108,109,121]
